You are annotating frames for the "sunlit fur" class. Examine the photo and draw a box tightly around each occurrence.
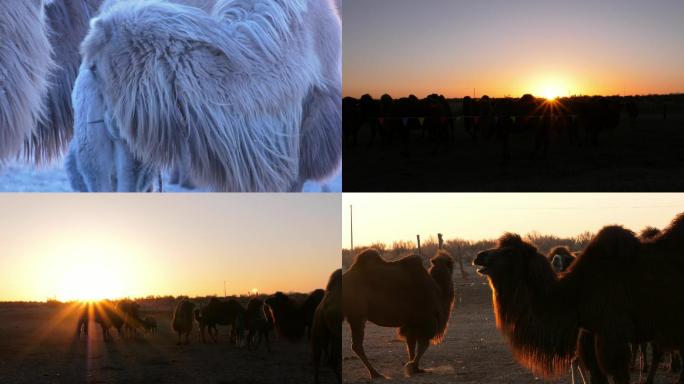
[0,0,52,162]
[312,269,342,384]
[24,0,103,163]
[475,216,684,382]
[343,249,455,378]
[77,0,341,191]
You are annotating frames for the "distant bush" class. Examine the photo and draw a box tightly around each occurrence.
[342,231,594,270]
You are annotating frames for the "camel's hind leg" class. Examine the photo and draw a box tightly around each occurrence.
[595,335,631,384]
[645,343,662,384]
[405,337,429,375]
[348,319,386,379]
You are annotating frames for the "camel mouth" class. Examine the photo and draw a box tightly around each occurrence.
[472,254,490,275]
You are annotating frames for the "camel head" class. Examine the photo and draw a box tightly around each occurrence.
[547,246,576,273]
[474,234,585,378]
[473,233,549,291]
[639,226,661,241]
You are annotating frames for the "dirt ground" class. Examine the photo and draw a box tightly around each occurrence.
[0,302,336,384]
[343,113,684,192]
[342,266,681,383]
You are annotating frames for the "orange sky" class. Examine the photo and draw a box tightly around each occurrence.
[0,194,340,302]
[343,193,684,248]
[343,0,684,98]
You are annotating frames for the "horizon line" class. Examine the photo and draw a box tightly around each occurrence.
[343,91,684,100]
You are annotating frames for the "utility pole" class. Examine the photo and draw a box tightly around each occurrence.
[224,281,226,297]
[350,205,354,251]
[438,233,444,249]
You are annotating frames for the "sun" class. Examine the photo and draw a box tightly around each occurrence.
[56,263,124,302]
[540,84,564,100]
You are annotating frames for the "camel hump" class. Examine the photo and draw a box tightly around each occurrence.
[326,269,342,291]
[658,212,684,244]
[579,225,640,264]
[350,248,386,268]
[394,254,426,270]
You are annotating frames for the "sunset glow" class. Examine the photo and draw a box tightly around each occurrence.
[343,194,684,247]
[343,0,684,98]
[0,195,340,302]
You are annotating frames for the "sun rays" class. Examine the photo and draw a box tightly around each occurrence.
[57,264,125,302]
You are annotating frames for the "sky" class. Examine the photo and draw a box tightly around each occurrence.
[343,0,684,98]
[0,194,340,302]
[342,193,684,248]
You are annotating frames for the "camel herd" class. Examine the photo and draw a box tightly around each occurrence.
[76,269,341,384]
[343,93,640,160]
[344,212,684,384]
[0,0,341,191]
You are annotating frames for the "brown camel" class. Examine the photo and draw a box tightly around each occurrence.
[343,249,455,379]
[172,300,195,345]
[264,289,324,342]
[312,269,342,384]
[547,246,577,273]
[473,214,684,384]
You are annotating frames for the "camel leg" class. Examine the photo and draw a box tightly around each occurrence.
[595,335,630,384]
[412,338,429,374]
[404,334,418,376]
[577,330,608,384]
[349,320,386,379]
[405,334,417,364]
[645,343,662,384]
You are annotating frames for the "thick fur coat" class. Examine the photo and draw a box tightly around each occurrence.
[74,0,341,191]
[0,0,52,162]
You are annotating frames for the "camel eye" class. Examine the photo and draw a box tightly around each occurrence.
[90,64,97,73]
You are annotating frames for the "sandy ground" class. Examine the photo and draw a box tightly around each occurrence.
[0,302,337,384]
[342,266,681,384]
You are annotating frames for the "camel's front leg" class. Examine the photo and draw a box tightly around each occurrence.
[349,320,386,379]
[405,337,429,375]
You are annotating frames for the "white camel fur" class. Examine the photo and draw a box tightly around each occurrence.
[71,0,341,191]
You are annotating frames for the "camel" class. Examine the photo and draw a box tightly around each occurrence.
[92,300,125,342]
[637,226,683,383]
[0,1,52,162]
[244,298,271,351]
[473,216,684,384]
[118,299,143,338]
[547,246,577,274]
[312,269,342,384]
[264,289,324,342]
[194,298,245,344]
[142,315,158,334]
[343,249,455,379]
[76,302,92,339]
[74,0,341,191]
[172,299,195,345]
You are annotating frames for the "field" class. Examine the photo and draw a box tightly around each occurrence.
[342,265,681,383]
[0,299,336,384]
[344,110,684,192]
